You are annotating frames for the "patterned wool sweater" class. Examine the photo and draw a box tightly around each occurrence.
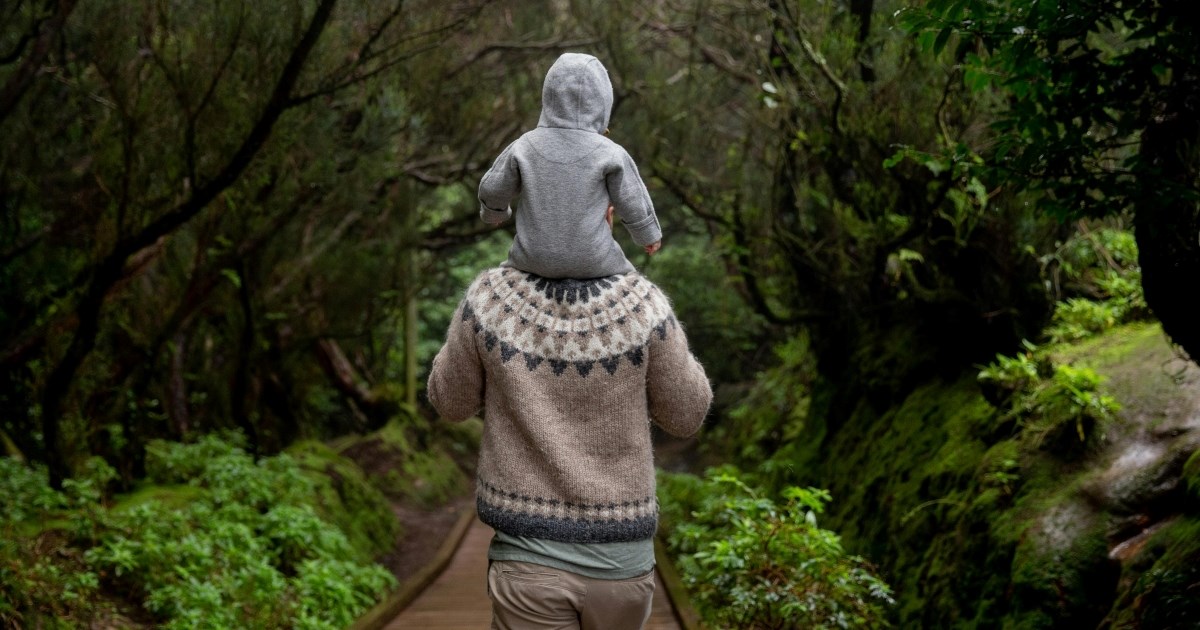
[428,267,712,543]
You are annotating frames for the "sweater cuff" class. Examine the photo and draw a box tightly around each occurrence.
[623,212,661,246]
[480,203,512,225]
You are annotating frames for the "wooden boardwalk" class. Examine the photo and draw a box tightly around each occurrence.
[386,518,681,629]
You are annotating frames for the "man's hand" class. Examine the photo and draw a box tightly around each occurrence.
[644,241,661,255]
[606,204,615,230]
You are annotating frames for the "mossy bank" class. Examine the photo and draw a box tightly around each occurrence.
[809,322,1200,627]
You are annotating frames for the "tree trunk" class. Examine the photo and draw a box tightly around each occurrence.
[167,330,191,438]
[314,338,396,430]
[405,253,419,411]
[232,262,260,455]
[1135,69,1200,364]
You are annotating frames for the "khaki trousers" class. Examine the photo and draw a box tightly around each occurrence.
[487,560,655,630]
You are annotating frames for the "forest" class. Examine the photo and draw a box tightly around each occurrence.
[2,0,1199,628]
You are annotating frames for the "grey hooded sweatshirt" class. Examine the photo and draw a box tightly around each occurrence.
[478,53,662,279]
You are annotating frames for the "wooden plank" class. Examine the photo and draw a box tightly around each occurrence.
[384,518,492,629]
[351,506,477,630]
[646,571,681,629]
[654,537,707,630]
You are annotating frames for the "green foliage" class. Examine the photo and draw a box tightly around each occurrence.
[658,468,893,629]
[1,457,103,627]
[644,230,768,383]
[1046,299,1123,343]
[1040,227,1148,343]
[0,535,99,629]
[143,431,250,485]
[287,439,403,558]
[710,334,814,465]
[979,346,1119,450]
[976,340,1042,394]
[0,435,396,629]
[900,0,1199,219]
[0,457,66,523]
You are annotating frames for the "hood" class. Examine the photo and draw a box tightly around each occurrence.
[536,53,613,133]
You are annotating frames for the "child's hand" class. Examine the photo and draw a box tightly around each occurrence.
[645,241,661,255]
[606,204,614,230]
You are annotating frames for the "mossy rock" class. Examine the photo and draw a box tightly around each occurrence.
[1184,449,1200,502]
[1107,517,1200,628]
[1005,509,1117,628]
[786,322,1200,627]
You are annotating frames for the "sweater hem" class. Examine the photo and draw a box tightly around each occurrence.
[478,498,657,544]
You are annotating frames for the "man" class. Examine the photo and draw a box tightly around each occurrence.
[427,267,711,629]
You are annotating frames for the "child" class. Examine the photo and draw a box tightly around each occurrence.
[478,53,662,280]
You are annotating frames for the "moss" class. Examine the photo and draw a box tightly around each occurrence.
[819,376,992,544]
[336,418,478,508]
[1185,450,1200,501]
[804,377,1005,626]
[1005,511,1116,628]
[1049,321,1162,368]
[287,440,401,560]
[1108,517,1200,628]
[110,484,205,512]
[715,320,1199,627]
[1049,322,1180,427]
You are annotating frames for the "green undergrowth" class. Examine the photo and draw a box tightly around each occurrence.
[803,322,1192,627]
[287,440,402,560]
[662,320,1198,627]
[657,467,894,629]
[333,416,480,508]
[1,434,398,629]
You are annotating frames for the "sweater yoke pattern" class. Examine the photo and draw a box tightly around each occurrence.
[463,268,677,379]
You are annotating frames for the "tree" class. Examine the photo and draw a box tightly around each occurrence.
[901,0,1200,362]
[0,0,550,485]
[582,0,1054,426]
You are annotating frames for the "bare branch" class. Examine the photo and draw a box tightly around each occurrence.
[0,0,80,124]
[445,37,602,80]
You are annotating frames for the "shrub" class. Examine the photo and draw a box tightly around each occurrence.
[1046,298,1122,343]
[1,457,103,626]
[2,434,396,629]
[1042,227,1148,343]
[658,468,893,629]
[978,350,1119,454]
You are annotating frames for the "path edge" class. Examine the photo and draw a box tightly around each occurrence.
[654,537,707,630]
[349,505,477,630]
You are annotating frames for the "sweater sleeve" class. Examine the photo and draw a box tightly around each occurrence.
[645,315,712,438]
[607,149,662,246]
[427,300,485,423]
[478,140,521,225]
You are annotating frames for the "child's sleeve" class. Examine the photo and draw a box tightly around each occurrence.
[607,149,662,246]
[427,299,485,423]
[478,141,521,225]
